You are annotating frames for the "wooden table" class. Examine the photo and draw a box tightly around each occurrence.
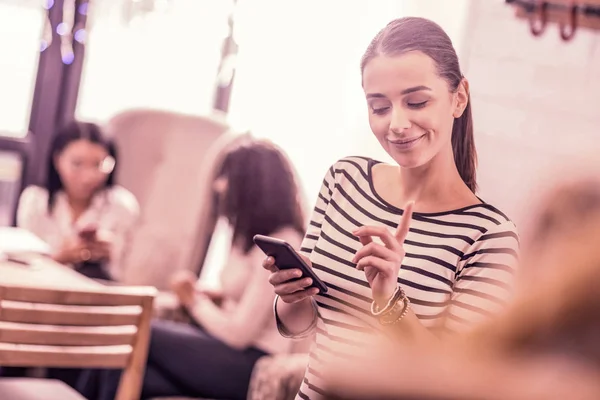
[0,254,101,289]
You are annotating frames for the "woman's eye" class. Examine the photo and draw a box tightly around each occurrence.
[371,107,390,115]
[407,101,428,109]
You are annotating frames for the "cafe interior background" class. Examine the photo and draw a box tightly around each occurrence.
[0,0,599,398]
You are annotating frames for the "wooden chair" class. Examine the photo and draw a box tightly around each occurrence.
[0,284,156,400]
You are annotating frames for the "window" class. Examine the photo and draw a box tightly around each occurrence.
[0,151,23,226]
[228,0,402,204]
[76,0,232,123]
[0,0,45,137]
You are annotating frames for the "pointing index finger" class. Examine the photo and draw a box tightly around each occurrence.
[395,201,415,244]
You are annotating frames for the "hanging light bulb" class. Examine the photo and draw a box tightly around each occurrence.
[60,0,76,64]
[74,28,87,44]
[78,1,89,16]
[40,15,53,52]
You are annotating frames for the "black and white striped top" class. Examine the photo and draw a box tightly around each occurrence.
[294,157,519,400]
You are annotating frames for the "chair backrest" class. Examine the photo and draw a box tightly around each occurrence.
[106,109,230,288]
[0,284,156,400]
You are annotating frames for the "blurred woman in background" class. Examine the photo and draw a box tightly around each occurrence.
[7,122,139,386]
[17,120,139,281]
[81,138,306,400]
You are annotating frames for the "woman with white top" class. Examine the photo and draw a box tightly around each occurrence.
[79,138,306,400]
[7,120,139,387]
[17,120,139,281]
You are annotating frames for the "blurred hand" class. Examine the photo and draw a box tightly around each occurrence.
[87,238,111,262]
[263,253,320,304]
[170,270,197,308]
[53,238,92,265]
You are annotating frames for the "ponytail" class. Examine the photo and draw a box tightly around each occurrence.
[451,95,477,193]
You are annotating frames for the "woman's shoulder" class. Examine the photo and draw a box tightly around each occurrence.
[105,186,140,217]
[16,186,50,227]
[454,201,519,241]
[323,156,382,187]
[19,185,49,207]
[329,156,376,174]
[270,226,304,248]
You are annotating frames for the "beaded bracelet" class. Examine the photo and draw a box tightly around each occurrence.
[370,286,405,316]
[379,296,411,326]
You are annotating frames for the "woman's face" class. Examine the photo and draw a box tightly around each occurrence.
[362,51,468,169]
[213,174,229,212]
[54,139,114,201]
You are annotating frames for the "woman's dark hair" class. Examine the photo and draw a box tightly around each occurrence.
[215,139,305,254]
[46,120,117,210]
[361,17,477,192]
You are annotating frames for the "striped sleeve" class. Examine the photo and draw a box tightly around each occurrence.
[445,220,519,332]
[299,165,336,257]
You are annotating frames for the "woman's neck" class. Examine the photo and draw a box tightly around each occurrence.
[402,150,461,200]
[66,194,93,222]
[376,148,478,212]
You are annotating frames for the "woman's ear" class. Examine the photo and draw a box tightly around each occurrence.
[53,153,61,173]
[453,79,470,119]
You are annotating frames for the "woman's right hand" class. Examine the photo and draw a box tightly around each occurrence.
[53,238,91,265]
[169,270,197,308]
[263,255,320,304]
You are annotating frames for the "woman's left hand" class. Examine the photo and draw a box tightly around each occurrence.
[81,229,113,262]
[87,239,111,262]
[352,201,414,306]
[170,270,197,309]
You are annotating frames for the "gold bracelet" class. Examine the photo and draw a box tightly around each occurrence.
[379,296,411,326]
[370,286,404,316]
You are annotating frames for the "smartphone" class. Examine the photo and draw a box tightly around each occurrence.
[79,227,97,241]
[253,234,328,294]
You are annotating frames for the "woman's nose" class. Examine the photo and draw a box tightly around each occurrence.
[390,108,411,133]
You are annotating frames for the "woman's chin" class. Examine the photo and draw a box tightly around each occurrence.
[390,152,429,170]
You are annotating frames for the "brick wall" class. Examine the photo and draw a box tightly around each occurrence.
[460,0,600,226]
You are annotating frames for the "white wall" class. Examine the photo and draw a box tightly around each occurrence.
[461,0,600,226]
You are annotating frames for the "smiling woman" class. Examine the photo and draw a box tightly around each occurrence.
[262,17,519,400]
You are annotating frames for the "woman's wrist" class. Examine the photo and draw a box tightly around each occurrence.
[274,295,318,338]
[374,284,400,308]
[371,286,411,327]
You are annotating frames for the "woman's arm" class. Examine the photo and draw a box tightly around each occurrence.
[443,220,519,333]
[353,208,519,341]
[188,230,303,350]
[268,165,337,337]
[352,201,435,342]
[103,188,140,280]
[16,186,45,234]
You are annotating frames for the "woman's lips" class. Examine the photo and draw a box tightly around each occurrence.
[387,134,426,150]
